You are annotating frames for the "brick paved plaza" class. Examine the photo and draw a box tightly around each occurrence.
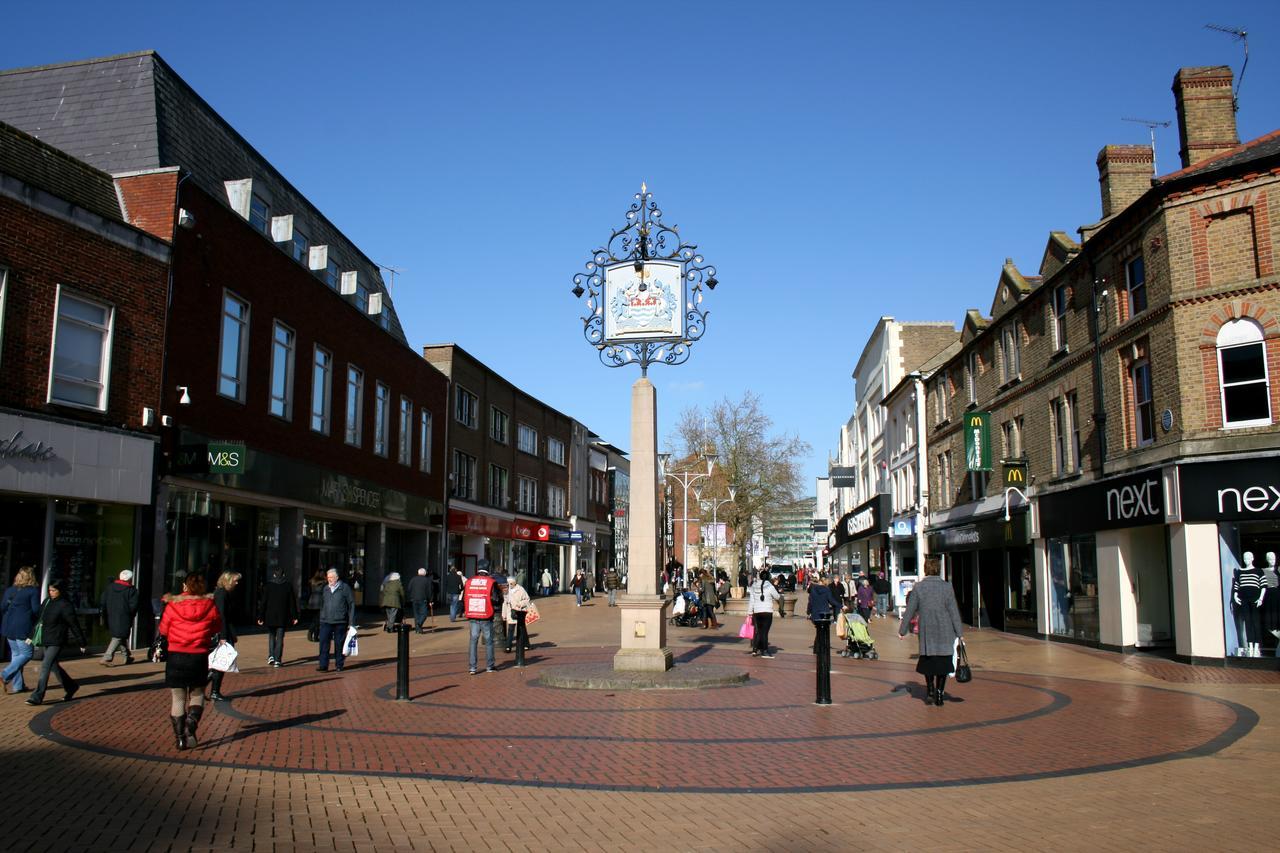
[5,592,1279,852]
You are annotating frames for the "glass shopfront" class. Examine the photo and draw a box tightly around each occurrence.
[303,514,366,603]
[1048,534,1099,642]
[1218,520,1280,659]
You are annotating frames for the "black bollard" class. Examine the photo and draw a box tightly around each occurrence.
[814,619,832,705]
[395,622,410,702]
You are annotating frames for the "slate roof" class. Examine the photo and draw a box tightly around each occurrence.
[0,120,124,222]
[1155,128,1280,186]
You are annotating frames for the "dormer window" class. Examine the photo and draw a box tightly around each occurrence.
[291,228,310,264]
[249,194,270,235]
[325,258,340,290]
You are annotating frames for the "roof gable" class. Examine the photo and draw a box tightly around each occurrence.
[1039,231,1080,277]
[988,258,1039,321]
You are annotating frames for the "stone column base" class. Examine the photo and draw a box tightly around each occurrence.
[613,594,673,672]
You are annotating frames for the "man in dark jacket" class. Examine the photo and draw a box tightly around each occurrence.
[317,569,356,672]
[99,570,140,666]
[406,568,434,633]
[604,566,621,607]
[446,565,465,622]
[257,570,298,666]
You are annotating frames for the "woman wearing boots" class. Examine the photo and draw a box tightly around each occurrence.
[898,555,964,706]
[208,572,240,701]
[157,573,220,749]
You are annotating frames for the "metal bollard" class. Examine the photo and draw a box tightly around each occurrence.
[814,619,832,705]
[395,622,410,702]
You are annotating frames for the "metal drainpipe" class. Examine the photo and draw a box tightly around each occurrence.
[1087,254,1109,476]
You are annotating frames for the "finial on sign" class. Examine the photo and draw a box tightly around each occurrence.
[641,181,647,195]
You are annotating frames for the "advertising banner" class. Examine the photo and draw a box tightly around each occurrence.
[964,411,991,472]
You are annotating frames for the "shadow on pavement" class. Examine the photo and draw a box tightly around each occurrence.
[409,684,457,701]
[230,678,332,699]
[201,709,346,748]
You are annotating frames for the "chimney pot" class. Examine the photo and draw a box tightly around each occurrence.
[1173,66,1239,169]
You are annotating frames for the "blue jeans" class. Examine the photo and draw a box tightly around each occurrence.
[412,600,429,628]
[318,622,348,670]
[448,594,461,621]
[574,588,583,605]
[468,618,495,671]
[3,638,33,691]
[876,593,889,616]
[607,589,617,606]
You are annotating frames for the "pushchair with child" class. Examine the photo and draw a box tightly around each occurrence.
[669,590,703,627]
[838,610,878,659]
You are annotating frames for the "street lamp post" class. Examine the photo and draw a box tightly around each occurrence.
[695,485,735,576]
[659,453,715,588]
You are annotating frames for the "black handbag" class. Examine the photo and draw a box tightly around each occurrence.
[955,639,973,683]
[149,632,168,663]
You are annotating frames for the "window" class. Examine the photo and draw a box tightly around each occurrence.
[345,366,364,446]
[0,267,7,360]
[1052,397,1070,474]
[517,423,538,455]
[310,347,332,434]
[489,464,509,507]
[965,351,978,404]
[354,283,369,314]
[269,322,295,420]
[325,258,340,290]
[452,450,477,500]
[1068,394,1082,471]
[1126,256,1147,317]
[939,450,952,501]
[547,436,566,465]
[373,382,390,456]
[1217,319,1272,427]
[1131,361,1154,446]
[398,397,413,465]
[1002,419,1022,460]
[547,484,566,518]
[517,476,538,513]
[418,409,433,473]
[490,407,509,444]
[1052,284,1069,352]
[217,291,250,401]
[291,228,309,264]
[1000,325,1020,384]
[249,194,270,235]
[455,386,478,428]
[50,289,113,410]
[935,376,950,424]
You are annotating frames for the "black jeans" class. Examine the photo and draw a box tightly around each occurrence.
[318,622,348,670]
[506,612,528,651]
[32,644,77,701]
[267,627,286,661]
[752,613,773,653]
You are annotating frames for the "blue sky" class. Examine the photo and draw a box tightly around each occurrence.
[7,1,1278,488]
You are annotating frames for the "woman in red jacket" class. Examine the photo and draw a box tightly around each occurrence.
[157,573,221,750]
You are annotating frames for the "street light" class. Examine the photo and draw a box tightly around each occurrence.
[695,485,735,576]
[659,452,714,588]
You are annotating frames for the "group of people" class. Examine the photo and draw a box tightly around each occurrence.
[461,563,536,674]
[377,568,437,633]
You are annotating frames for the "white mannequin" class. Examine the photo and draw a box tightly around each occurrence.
[1263,552,1279,588]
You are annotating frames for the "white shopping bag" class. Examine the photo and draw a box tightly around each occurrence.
[344,625,360,657]
[209,642,240,673]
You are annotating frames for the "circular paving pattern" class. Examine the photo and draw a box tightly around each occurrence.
[31,647,1256,793]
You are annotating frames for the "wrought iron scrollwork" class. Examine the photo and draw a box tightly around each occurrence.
[571,186,718,373]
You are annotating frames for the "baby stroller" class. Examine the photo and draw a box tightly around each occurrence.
[839,611,878,660]
[669,590,702,627]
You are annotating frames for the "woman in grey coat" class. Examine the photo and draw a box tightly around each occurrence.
[898,556,964,706]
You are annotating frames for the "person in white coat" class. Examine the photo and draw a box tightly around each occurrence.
[747,568,781,658]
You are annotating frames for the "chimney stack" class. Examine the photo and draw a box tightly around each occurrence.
[1173,66,1239,169]
[1096,145,1154,218]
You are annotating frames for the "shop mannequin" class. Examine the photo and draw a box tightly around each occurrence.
[1263,552,1279,656]
[1232,551,1266,657]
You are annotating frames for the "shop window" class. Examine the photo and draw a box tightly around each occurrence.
[1048,534,1098,642]
[1218,521,1280,658]
[1216,318,1272,428]
[373,382,390,456]
[1051,284,1069,352]
[418,409,432,473]
[452,450,477,500]
[269,322,295,420]
[398,396,412,465]
[548,436,566,466]
[50,289,114,410]
[218,291,250,402]
[310,346,332,434]
[489,464,509,507]
[517,423,538,455]
[1131,361,1154,446]
[455,386,478,429]
[1125,255,1147,317]
[490,407,509,444]
[345,365,364,446]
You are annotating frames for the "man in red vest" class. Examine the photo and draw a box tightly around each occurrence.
[465,561,504,674]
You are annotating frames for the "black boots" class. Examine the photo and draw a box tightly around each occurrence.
[171,715,188,750]
[208,671,226,701]
[185,705,204,747]
[936,678,947,706]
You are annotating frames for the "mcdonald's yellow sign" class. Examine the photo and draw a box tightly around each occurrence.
[1003,461,1028,487]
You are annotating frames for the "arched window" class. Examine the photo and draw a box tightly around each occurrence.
[1217,318,1272,427]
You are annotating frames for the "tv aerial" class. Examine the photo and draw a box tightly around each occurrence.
[1122,117,1171,174]
[377,263,405,293]
[1205,23,1249,112]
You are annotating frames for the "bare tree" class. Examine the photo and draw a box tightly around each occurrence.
[670,392,811,576]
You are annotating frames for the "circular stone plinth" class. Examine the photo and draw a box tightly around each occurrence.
[538,661,749,690]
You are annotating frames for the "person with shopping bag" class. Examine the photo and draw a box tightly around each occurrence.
[157,573,220,749]
[206,572,240,701]
[747,569,780,658]
[317,569,356,672]
[897,555,964,706]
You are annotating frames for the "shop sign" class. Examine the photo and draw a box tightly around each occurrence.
[890,517,916,539]
[964,411,992,472]
[1178,458,1280,523]
[176,441,246,475]
[320,474,383,512]
[1003,460,1027,487]
[0,430,57,464]
[927,512,1029,552]
[448,508,510,538]
[830,494,891,550]
[513,519,551,542]
[1038,468,1166,539]
[549,528,583,544]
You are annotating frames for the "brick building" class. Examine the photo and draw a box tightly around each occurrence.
[922,66,1279,663]
[0,122,170,643]
[422,344,573,591]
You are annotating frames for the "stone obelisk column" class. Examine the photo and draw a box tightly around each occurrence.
[613,376,673,671]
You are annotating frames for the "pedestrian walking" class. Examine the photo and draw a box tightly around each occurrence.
[446,565,465,622]
[406,568,433,633]
[317,568,356,672]
[99,569,140,666]
[539,567,553,597]
[503,575,532,655]
[700,571,721,629]
[380,571,404,632]
[207,571,241,701]
[305,570,325,642]
[873,570,891,618]
[807,578,840,646]
[856,578,876,621]
[464,563,503,674]
[747,568,780,658]
[25,579,86,706]
[158,572,221,749]
[571,571,586,607]
[605,565,621,607]
[2,567,41,694]
[257,569,298,666]
[897,556,964,706]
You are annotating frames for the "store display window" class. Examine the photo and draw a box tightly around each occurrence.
[1048,535,1098,641]
[1218,520,1280,658]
